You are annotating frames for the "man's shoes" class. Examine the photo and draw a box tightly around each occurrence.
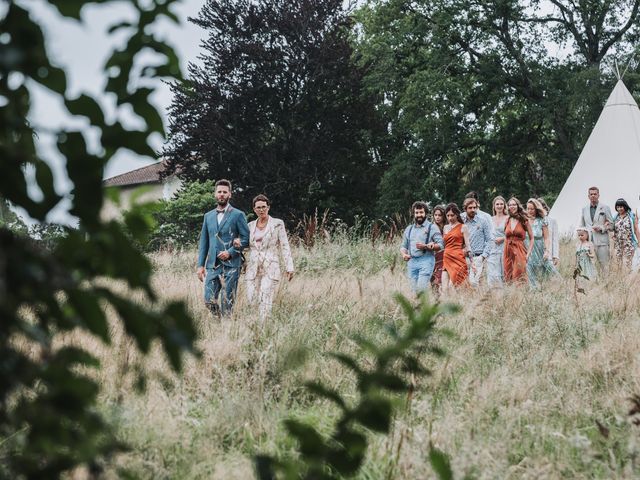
[206,301,220,316]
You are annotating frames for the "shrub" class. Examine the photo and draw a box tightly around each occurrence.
[149,180,216,249]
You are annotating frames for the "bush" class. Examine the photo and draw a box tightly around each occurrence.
[149,180,216,249]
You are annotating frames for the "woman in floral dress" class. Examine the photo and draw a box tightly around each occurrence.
[612,198,639,271]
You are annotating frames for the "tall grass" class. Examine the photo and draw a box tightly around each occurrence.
[66,237,640,478]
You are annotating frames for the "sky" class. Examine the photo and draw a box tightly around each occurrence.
[23,0,204,224]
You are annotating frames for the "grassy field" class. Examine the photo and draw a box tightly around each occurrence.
[87,237,640,479]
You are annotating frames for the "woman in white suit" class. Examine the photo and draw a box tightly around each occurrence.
[235,194,294,320]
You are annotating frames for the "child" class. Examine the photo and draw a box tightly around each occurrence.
[575,226,596,281]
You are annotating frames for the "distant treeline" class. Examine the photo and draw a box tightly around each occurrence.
[163,0,640,224]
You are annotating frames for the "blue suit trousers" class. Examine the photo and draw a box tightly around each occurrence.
[204,264,240,314]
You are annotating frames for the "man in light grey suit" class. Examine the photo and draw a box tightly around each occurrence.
[579,186,613,271]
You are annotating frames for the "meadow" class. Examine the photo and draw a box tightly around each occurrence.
[85,236,640,479]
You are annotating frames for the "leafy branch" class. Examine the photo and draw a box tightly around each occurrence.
[0,1,198,477]
[255,295,459,480]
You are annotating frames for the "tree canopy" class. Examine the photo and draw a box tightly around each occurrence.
[356,0,640,213]
[165,0,640,220]
[163,0,386,223]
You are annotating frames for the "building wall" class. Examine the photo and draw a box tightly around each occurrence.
[101,183,165,221]
[102,176,184,221]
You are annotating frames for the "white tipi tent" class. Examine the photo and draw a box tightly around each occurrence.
[550,79,640,233]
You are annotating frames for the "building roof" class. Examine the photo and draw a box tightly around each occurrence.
[103,161,171,187]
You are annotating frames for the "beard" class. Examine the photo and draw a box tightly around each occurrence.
[217,198,229,208]
[414,215,425,225]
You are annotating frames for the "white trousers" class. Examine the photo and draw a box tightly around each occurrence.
[246,274,279,320]
[468,256,485,288]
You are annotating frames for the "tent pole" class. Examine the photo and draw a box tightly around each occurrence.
[621,55,636,80]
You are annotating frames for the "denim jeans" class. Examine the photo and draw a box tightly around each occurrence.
[406,254,435,294]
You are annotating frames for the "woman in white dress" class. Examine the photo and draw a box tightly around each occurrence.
[235,194,294,320]
[487,196,508,287]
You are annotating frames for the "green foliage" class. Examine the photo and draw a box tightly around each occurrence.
[149,180,216,249]
[28,222,69,250]
[0,0,197,477]
[0,199,28,236]
[355,0,640,214]
[255,295,459,479]
[163,0,386,223]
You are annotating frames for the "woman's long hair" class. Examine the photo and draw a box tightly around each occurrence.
[527,198,546,219]
[432,205,446,233]
[537,197,551,214]
[492,196,507,216]
[507,197,528,225]
[445,203,464,225]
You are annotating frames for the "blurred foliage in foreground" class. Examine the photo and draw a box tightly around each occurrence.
[0,1,198,477]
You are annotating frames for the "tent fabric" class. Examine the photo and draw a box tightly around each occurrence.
[550,80,640,234]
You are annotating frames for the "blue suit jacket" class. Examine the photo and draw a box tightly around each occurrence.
[197,205,250,270]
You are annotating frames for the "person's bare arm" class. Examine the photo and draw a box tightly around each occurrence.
[542,224,550,260]
[462,225,476,271]
[525,221,535,258]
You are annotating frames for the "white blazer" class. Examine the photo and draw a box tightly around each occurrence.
[245,217,294,281]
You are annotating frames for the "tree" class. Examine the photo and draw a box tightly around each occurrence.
[0,1,197,477]
[355,0,640,214]
[0,199,28,236]
[163,0,386,224]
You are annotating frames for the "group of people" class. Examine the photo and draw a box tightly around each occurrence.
[195,180,640,318]
[400,186,640,296]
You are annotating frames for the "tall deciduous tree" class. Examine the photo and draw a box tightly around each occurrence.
[356,0,640,214]
[163,0,386,223]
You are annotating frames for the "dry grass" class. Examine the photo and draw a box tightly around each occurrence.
[71,239,640,479]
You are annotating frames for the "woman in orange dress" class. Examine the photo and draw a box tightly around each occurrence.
[503,197,534,283]
[442,203,473,292]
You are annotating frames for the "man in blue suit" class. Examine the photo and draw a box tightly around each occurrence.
[196,179,250,315]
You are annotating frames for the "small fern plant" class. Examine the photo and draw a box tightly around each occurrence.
[255,294,459,479]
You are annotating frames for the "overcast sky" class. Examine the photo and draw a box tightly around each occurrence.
[25,0,204,223]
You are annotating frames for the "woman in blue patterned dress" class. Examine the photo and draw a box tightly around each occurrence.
[526,198,556,287]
